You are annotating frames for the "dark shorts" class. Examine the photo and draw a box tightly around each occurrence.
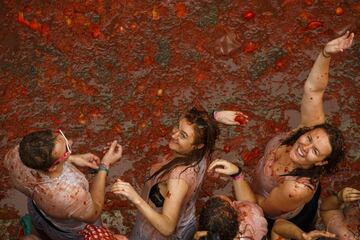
[266,185,321,232]
[27,198,83,240]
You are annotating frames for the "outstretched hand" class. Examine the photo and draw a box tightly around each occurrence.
[208,159,240,176]
[302,230,336,240]
[324,31,354,56]
[111,179,141,205]
[337,187,360,203]
[214,111,248,125]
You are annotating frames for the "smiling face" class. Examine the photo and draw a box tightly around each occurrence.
[169,118,199,155]
[289,128,332,167]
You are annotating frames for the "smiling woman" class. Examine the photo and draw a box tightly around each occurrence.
[111,107,220,240]
[214,32,354,236]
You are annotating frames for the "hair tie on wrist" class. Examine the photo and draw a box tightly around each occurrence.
[322,49,331,58]
[230,167,243,180]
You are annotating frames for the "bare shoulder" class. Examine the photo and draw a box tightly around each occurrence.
[277,179,315,202]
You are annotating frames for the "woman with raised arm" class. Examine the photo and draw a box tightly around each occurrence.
[194,159,268,240]
[111,107,220,240]
[214,32,354,231]
[320,187,360,240]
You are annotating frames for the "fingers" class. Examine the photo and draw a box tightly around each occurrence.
[208,159,227,171]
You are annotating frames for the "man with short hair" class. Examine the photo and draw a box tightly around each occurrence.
[5,129,123,240]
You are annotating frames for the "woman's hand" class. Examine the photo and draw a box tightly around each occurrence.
[337,187,360,203]
[214,111,248,125]
[301,230,336,240]
[208,159,239,176]
[323,31,354,56]
[101,140,123,166]
[68,153,100,169]
[111,179,141,205]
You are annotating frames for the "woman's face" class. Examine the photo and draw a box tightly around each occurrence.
[169,118,199,155]
[289,128,332,167]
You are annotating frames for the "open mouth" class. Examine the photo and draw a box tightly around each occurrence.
[297,146,305,158]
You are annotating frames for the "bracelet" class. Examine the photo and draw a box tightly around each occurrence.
[98,163,109,175]
[232,172,244,181]
[336,191,343,202]
[230,167,242,180]
[213,111,219,121]
[322,49,331,58]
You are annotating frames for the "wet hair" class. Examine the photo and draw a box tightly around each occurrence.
[281,123,344,180]
[198,197,238,240]
[148,107,220,180]
[19,130,56,171]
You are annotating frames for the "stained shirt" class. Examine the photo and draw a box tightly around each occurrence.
[4,146,97,232]
[130,154,207,240]
[232,200,268,240]
[251,133,317,219]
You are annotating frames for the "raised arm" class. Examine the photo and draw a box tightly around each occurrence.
[111,177,188,236]
[320,187,360,230]
[208,159,256,202]
[74,141,123,223]
[299,31,354,128]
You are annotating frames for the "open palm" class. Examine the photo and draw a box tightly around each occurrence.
[324,31,354,55]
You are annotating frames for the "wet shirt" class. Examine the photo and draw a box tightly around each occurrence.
[130,154,207,240]
[232,200,268,240]
[251,133,317,219]
[326,204,360,240]
[4,146,96,232]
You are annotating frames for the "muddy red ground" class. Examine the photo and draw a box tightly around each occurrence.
[0,0,359,238]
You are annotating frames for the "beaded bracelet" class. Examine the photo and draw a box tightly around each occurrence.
[98,163,109,176]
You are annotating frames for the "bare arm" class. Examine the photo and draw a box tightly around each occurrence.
[321,187,360,227]
[272,219,335,240]
[208,159,256,202]
[75,141,123,223]
[258,180,313,218]
[299,32,354,128]
[112,178,189,236]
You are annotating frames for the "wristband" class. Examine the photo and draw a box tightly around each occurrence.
[230,167,242,180]
[213,111,219,121]
[98,163,109,176]
[322,49,331,58]
[232,172,244,181]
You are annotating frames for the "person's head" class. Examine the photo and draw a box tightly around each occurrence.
[149,107,220,180]
[282,123,344,176]
[19,129,72,172]
[197,196,238,240]
[169,107,219,156]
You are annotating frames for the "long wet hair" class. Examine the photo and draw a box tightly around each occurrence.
[198,196,239,240]
[147,107,220,181]
[19,130,56,171]
[281,123,345,180]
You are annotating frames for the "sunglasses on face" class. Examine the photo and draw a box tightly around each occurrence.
[51,129,72,167]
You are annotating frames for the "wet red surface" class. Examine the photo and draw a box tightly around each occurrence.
[0,0,359,238]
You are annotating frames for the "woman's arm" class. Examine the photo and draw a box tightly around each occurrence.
[271,219,335,240]
[208,159,256,202]
[258,180,314,218]
[111,178,189,236]
[299,32,354,128]
[320,187,360,228]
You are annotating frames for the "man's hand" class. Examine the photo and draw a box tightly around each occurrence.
[69,153,100,169]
